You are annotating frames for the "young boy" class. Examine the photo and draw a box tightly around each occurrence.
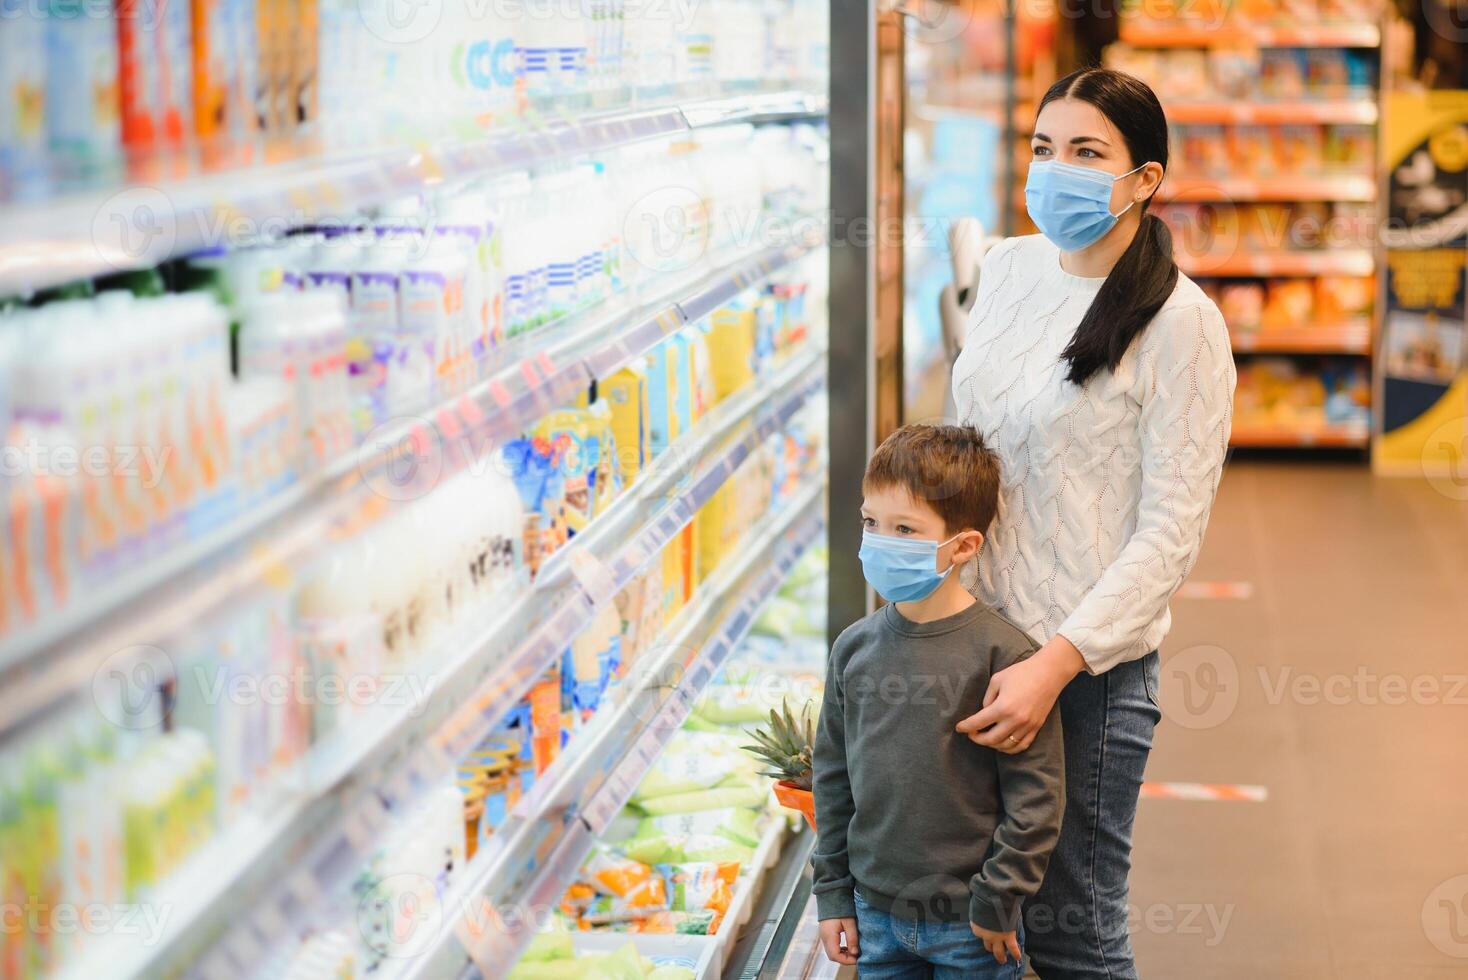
[813,424,1064,978]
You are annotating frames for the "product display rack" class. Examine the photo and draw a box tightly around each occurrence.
[1117,22,1380,49]
[0,235,823,733]
[0,17,837,961]
[1111,5,1384,450]
[382,483,825,980]
[27,324,826,979]
[0,90,828,299]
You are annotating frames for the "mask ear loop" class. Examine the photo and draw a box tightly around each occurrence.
[1109,162,1153,219]
[936,531,978,576]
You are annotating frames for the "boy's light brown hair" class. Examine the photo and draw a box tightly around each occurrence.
[862,424,1000,535]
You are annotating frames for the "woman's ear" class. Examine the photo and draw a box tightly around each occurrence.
[1135,160,1166,203]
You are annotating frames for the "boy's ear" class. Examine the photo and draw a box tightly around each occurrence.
[954,529,984,562]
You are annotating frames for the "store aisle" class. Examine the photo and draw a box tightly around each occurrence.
[1131,462,1468,979]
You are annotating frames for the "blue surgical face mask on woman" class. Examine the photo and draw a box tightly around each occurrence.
[1025,160,1149,252]
[859,530,969,603]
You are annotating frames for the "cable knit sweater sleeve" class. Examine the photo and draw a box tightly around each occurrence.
[1055,301,1235,673]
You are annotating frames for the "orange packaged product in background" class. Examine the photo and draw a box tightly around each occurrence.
[1261,280,1316,332]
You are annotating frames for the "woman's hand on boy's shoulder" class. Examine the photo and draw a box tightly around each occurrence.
[956,635,1085,753]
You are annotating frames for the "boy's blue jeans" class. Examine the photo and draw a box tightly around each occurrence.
[853,890,1025,979]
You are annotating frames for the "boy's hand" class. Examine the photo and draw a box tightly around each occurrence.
[819,917,859,965]
[970,922,1022,964]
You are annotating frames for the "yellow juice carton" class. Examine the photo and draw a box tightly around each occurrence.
[645,344,680,459]
[599,366,650,486]
[707,306,757,402]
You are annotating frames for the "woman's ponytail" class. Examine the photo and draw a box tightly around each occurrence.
[1060,212,1178,385]
[1040,68,1178,386]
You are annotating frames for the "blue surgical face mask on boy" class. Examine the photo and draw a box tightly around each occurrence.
[1024,160,1149,252]
[859,530,969,603]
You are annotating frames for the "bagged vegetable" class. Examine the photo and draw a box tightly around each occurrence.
[634,781,768,816]
[632,731,750,801]
[622,832,752,866]
[662,861,739,916]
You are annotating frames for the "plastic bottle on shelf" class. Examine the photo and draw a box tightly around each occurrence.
[459,0,520,117]
[541,171,578,321]
[400,239,471,402]
[622,0,675,98]
[237,292,307,462]
[296,288,355,457]
[493,172,535,337]
[349,241,407,422]
[45,0,121,175]
[0,0,48,198]
[552,0,589,102]
[434,188,501,363]
[518,0,552,101]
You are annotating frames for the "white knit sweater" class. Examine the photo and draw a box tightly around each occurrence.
[952,234,1235,674]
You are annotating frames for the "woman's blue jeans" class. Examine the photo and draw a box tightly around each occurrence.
[1023,651,1161,979]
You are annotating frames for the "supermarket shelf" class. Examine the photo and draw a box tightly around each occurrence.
[59,345,827,980]
[0,237,819,745]
[680,90,830,128]
[1176,250,1375,278]
[1230,423,1370,448]
[0,90,827,297]
[1230,321,1372,354]
[391,480,827,980]
[1161,175,1376,203]
[1119,21,1381,47]
[1163,100,1379,125]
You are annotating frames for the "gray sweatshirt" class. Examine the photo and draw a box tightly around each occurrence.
[812,600,1064,932]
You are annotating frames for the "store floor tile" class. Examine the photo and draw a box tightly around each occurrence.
[1130,461,1468,979]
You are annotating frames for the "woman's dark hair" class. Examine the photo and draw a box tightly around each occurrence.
[1037,67,1177,385]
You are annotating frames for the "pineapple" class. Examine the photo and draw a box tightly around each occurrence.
[743,700,817,791]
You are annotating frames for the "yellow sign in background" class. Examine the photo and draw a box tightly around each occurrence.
[1375,92,1468,478]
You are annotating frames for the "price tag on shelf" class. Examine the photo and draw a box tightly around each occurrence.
[435,405,462,441]
[457,394,485,429]
[519,359,541,387]
[487,378,512,408]
[536,350,556,376]
[569,550,619,606]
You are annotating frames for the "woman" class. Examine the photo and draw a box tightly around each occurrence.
[951,68,1235,978]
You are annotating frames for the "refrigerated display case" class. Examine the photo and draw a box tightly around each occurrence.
[0,3,838,977]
